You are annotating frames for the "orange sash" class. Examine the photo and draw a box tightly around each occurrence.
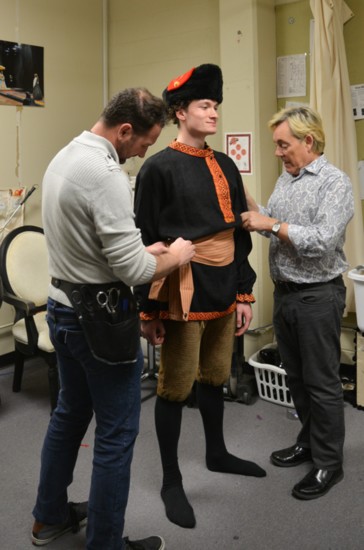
[149,228,235,321]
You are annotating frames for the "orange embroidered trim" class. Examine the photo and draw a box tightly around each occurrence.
[140,311,159,321]
[236,293,255,303]
[140,304,236,322]
[169,141,235,223]
[158,302,236,321]
[140,296,254,321]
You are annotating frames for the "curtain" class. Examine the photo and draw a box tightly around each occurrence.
[310,0,364,312]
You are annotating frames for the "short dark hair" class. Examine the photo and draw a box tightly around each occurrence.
[101,88,167,135]
[166,99,192,125]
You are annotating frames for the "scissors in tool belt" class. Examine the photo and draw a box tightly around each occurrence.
[96,287,120,314]
[71,286,94,314]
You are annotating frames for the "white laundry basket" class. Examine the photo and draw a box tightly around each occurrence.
[348,267,364,333]
[248,345,293,407]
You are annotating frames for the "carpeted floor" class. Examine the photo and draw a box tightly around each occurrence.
[1,357,364,550]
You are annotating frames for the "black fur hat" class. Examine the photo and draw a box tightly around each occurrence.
[162,63,223,106]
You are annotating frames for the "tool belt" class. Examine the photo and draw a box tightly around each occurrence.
[51,278,140,365]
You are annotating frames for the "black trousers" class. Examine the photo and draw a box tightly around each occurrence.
[273,278,346,469]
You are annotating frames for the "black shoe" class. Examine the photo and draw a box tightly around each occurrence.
[270,444,312,467]
[292,467,344,500]
[123,535,165,550]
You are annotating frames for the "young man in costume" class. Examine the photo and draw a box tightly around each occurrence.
[134,64,266,530]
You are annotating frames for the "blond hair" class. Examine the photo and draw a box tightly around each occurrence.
[268,106,325,154]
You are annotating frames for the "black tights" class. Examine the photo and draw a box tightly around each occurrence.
[155,382,266,527]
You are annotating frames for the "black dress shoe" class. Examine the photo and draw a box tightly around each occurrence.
[292,467,344,500]
[270,444,312,467]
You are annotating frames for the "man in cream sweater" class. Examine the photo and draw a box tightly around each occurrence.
[32,87,195,550]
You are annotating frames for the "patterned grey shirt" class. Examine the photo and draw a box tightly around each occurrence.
[259,154,354,283]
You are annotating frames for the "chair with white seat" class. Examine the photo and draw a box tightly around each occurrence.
[0,225,59,411]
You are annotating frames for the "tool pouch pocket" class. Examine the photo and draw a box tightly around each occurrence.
[52,278,140,365]
[79,315,140,365]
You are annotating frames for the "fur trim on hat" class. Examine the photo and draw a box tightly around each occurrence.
[163,63,223,106]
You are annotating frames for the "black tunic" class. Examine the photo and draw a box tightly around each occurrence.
[134,143,256,320]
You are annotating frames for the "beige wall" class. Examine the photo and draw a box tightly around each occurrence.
[1,0,363,358]
[0,0,105,354]
[108,0,222,176]
[345,0,364,160]
[275,0,364,165]
[276,0,364,220]
[344,0,364,220]
[219,0,278,350]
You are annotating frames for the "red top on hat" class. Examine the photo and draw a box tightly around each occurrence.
[163,63,223,106]
[167,68,195,92]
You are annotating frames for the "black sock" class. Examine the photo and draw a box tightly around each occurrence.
[197,382,266,478]
[161,485,196,528]
[155,396,196,527]
[206,452,266,477]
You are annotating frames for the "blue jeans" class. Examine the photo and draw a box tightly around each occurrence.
[33,298,143,549]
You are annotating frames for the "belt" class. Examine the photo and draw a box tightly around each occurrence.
[273,276,342,293]
[51,277,131,300]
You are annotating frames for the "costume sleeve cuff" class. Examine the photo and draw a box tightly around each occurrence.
[236,293,255,304]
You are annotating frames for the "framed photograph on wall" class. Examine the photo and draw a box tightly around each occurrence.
[0,39,44,107]
[225,132,252,175]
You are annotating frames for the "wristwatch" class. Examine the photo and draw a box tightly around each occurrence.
[271,221,281,236]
